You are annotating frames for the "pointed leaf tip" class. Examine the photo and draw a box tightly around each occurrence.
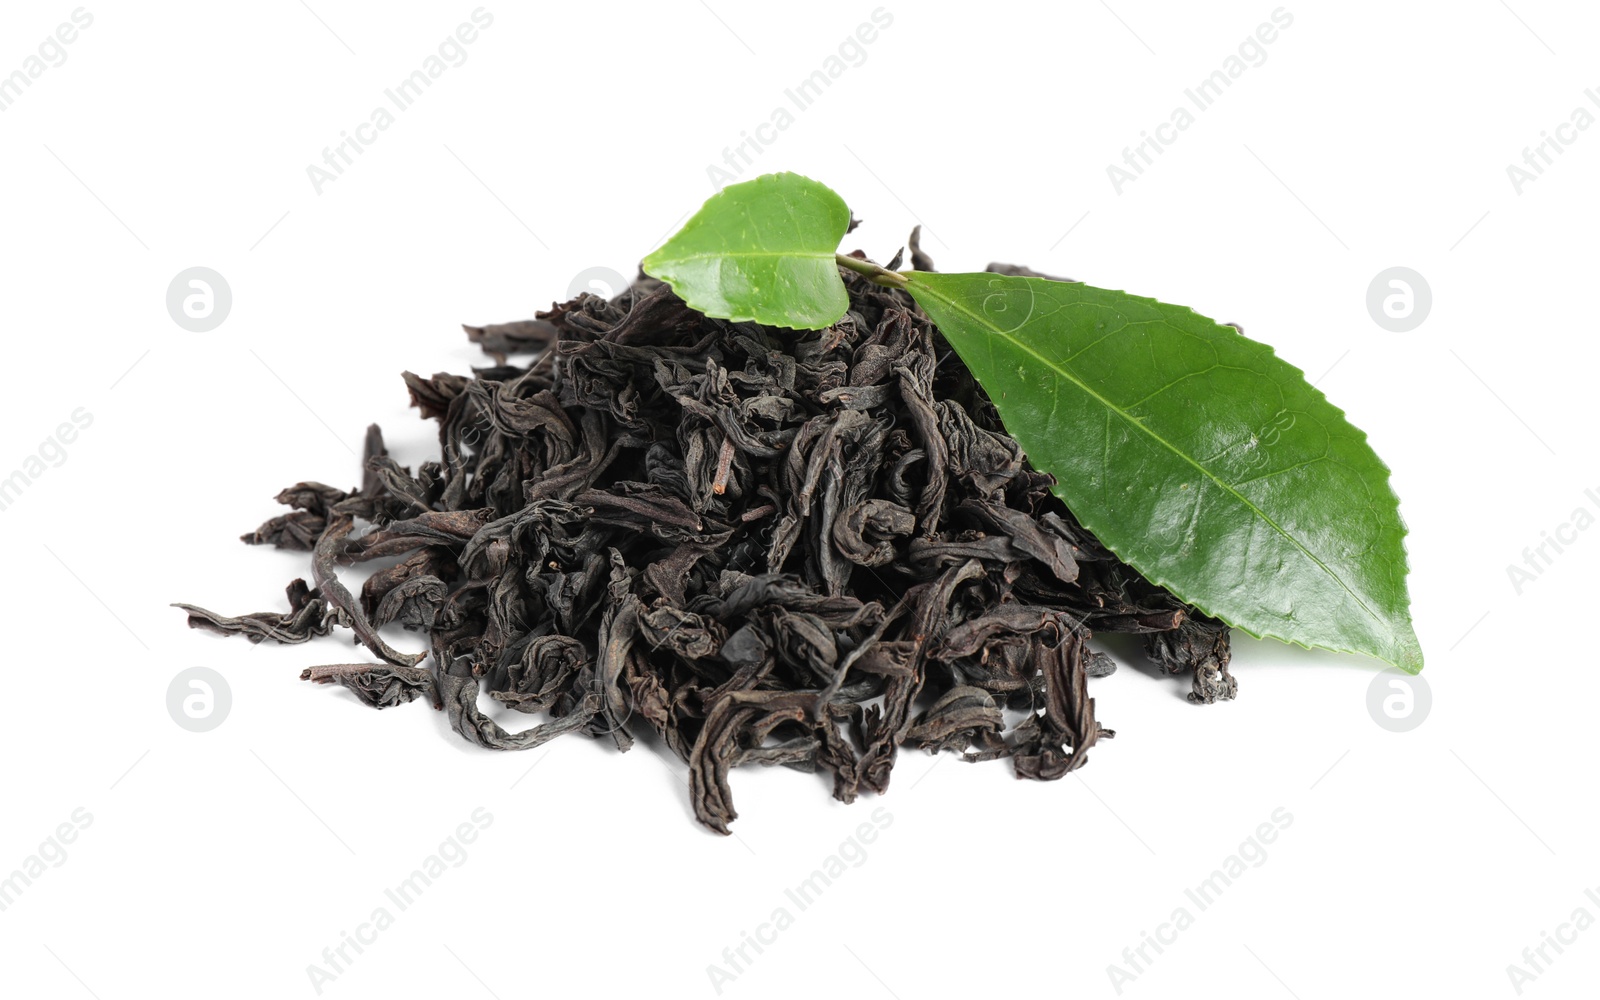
[904,270,1422,671]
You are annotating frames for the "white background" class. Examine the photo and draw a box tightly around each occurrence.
[1,2,1595,997]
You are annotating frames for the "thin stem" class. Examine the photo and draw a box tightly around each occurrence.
[835,253,909,289]
[712,434,736,496]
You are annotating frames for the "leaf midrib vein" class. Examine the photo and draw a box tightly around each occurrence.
[658,249,835,262]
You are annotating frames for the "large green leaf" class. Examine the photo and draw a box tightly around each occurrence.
[904,271,1422,672]
[641,172,850,329]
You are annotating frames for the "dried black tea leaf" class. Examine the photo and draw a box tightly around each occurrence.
[300,663,439,710]
[1145,611,1238,704]
[179,253,1233,834]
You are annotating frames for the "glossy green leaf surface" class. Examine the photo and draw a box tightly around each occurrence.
[905,271,1422,672]
[642,172,850,329]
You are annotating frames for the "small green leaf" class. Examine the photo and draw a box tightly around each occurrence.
[905,271,1423,673]
[642,172,851,330]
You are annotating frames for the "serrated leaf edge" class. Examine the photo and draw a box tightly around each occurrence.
[906,273,1424,673]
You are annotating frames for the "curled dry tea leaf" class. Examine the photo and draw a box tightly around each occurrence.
[181,268,1195,834]
[904,271,1423,672]
[642,172,851,330]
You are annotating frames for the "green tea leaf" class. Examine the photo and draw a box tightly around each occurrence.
[642,172,851,330]
[905,272,1422,672]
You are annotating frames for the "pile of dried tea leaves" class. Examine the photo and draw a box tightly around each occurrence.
[178,244,1237,834]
